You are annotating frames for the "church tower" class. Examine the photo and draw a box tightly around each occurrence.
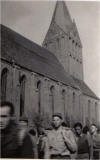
[43,1,83,80]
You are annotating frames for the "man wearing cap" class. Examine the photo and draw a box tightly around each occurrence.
[44,113,77,159]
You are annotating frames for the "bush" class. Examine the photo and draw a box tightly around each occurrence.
[29,112,51,134]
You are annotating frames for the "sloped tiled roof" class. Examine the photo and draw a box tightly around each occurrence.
[1,25,99,100]
[72,76,99,100]
[1,24,79,89]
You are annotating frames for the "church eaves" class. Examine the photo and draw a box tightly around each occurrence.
[72,76,99,100]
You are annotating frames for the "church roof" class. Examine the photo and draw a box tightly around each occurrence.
[72,76,99,100]
[1,25,99,100]
[1,24,79,89]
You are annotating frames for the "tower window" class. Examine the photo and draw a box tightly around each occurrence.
[45,43,47,47]
[73,92,75,106]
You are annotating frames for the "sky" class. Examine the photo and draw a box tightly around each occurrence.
[1,0,100,98]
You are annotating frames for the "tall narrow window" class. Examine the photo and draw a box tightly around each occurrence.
[37,81,41,113]
[62,89,66,118]
[1,68,8,101]
[88,100,91,121]
[20,75,26,116]
[95,102,97,122]
[50,86,54,115]
[73,92,75,110]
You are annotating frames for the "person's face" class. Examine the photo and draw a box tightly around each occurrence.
[19,121,28,129]
[52,116,62,129]
[75,126,82,136]
[0,106,11,130]
[90,125,97,134]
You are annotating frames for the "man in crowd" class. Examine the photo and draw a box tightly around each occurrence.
[0,101,37,158]
[90,124,100,159]
[18,115,38,158]
[74,122,91,159]
[44,113,77,159]
[18,116,29,145]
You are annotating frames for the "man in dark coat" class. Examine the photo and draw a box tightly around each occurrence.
[0,101,37,158]
[74,122,91,159]
[18,116,38,158]
[90,124,100,159]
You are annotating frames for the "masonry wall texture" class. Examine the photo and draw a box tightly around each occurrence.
[1,1,100,126]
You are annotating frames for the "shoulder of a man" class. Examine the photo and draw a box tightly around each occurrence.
[62,127,74,136]
[46,129,53,136]
[93,133,100,149]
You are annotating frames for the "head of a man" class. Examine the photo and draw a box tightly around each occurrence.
[0,101,14,130]
[90,124,97,135]
[19,116,28,130]
[74,122,83,136]
[52,113,63,129]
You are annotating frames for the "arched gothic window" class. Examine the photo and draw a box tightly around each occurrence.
[37,81,41,113]
[20,75,26,116]
[95,102,97,122]
[62,89,66,118]
[50,86,54,115]
[1,68,8,101]
[73,92,75,110]
[88,100,91,121]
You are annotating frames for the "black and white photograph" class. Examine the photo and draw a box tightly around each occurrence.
[1,0,100,159]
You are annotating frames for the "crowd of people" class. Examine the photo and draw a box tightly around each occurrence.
[0,101,100,159]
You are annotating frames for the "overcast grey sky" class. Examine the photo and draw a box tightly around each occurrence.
[1,0,100,98]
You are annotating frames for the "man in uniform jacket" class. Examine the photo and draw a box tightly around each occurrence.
[44,113,77,159]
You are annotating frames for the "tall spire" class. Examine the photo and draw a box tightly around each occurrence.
[43,1,83,80]
[43,1,73,45]
[51,1,72,33]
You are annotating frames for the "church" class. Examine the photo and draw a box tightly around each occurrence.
[1,1,100,126]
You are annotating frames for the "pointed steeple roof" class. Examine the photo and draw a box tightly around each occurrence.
[51,1,73,33]
[71,19,82,47]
